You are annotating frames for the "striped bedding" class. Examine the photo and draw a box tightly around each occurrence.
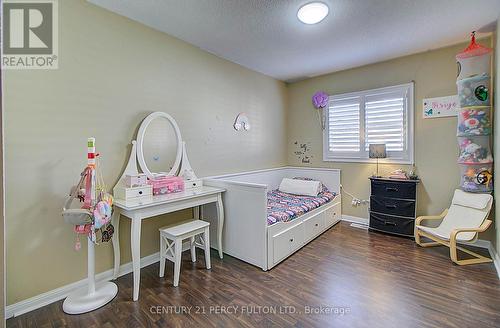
[267,185,337,226]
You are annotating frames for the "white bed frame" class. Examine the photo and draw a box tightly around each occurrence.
[203,167,341,271]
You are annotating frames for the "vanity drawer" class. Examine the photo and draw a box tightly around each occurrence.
[371,180,416,200]
[184,179,203,189]
[303,213,325,242]
[114,185,153,200]
[370,196,415,217]
[273,223,304,263]
[369,212,414,237]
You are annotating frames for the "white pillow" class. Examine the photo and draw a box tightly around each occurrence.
[279,178,321,196]
[451,189,492,210]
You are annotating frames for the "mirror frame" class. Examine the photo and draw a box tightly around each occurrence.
[136,112,183,180]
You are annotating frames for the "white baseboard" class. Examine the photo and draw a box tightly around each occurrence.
[488,244,500,280]
[341,215,368,225]
[460,239,491,250]
[458,240,500,280]
[5,252,160,319]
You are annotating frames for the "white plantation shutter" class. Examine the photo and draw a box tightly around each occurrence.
[323,83,413,163]
[364,89,406,152]
[327,96,361,153]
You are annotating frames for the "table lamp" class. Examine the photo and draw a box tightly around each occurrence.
[369,144,386,177]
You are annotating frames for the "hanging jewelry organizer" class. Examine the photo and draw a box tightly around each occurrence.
[456,32,493,193]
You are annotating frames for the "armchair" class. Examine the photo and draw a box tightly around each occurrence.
[415,190,493,265]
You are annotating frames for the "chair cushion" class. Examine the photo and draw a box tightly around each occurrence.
[416,201,491,241]
[416,190,492,242]
[452,189,492,210]
[417,225,474,242]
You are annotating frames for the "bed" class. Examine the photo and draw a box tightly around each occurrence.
[203,167,341,270]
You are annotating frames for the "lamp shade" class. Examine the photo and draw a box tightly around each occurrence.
[369,144,387,159]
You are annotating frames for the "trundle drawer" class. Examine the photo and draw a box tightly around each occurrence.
[273,223,304,263]
[303,213,325,242]
[369,212,414,237]
[325,202,341,227]
[370,196,415,217]
[370,180,416,200]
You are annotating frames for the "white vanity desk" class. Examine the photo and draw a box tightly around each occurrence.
[111,186,224,301]
[111,111,225,301]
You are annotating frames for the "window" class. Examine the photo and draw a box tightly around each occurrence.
[323,83,414,164]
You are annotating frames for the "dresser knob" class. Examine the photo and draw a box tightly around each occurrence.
[290,238,294,242]
[139,191,143,195]
[315,223,319,227]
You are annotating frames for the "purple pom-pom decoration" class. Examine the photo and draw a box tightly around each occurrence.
[312,91,329,109]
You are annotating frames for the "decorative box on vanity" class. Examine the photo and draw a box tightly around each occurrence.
[369,177,419,237]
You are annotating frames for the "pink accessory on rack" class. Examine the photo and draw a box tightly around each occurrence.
[93,201,112,229]
[74,224,92,234]
[148,176,185,195]
[74,239,81,251]
[73,225,92,251]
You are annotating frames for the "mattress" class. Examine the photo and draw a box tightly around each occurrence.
[267,186,337,226]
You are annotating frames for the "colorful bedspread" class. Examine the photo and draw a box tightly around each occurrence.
[267,186,337,226]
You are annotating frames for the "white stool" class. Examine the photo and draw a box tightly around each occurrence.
[159,220,211,287]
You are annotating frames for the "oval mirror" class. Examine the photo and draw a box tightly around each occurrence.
[137,112,182,180]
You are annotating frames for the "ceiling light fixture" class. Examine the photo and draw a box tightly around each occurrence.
[297,2,329,25]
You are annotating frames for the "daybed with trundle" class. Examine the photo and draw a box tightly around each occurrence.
[203,167,341,270]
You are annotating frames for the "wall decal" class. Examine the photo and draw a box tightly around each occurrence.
[293,141,313,164]
[234,113,251,131]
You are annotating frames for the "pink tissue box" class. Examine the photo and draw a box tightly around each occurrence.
[148,176,185,195]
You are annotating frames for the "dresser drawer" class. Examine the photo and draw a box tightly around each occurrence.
[370,196,415,218]
[371,180,416,200]
[369,212,414,237]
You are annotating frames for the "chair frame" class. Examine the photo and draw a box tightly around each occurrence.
[415,209,493,265]
[159,223,211,287]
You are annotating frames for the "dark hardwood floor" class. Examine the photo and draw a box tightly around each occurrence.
[7,222,500,328]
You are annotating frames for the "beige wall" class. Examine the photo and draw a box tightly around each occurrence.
[494,18,499,256]
[287,38,495,242]
[3,0,287,304]
[1,39,5,326]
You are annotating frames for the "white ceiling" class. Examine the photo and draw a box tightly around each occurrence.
[88,0,500,82]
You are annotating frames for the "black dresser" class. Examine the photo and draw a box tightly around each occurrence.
[369,177,419,237]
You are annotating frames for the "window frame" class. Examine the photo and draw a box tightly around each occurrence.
[322,82,414,164]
